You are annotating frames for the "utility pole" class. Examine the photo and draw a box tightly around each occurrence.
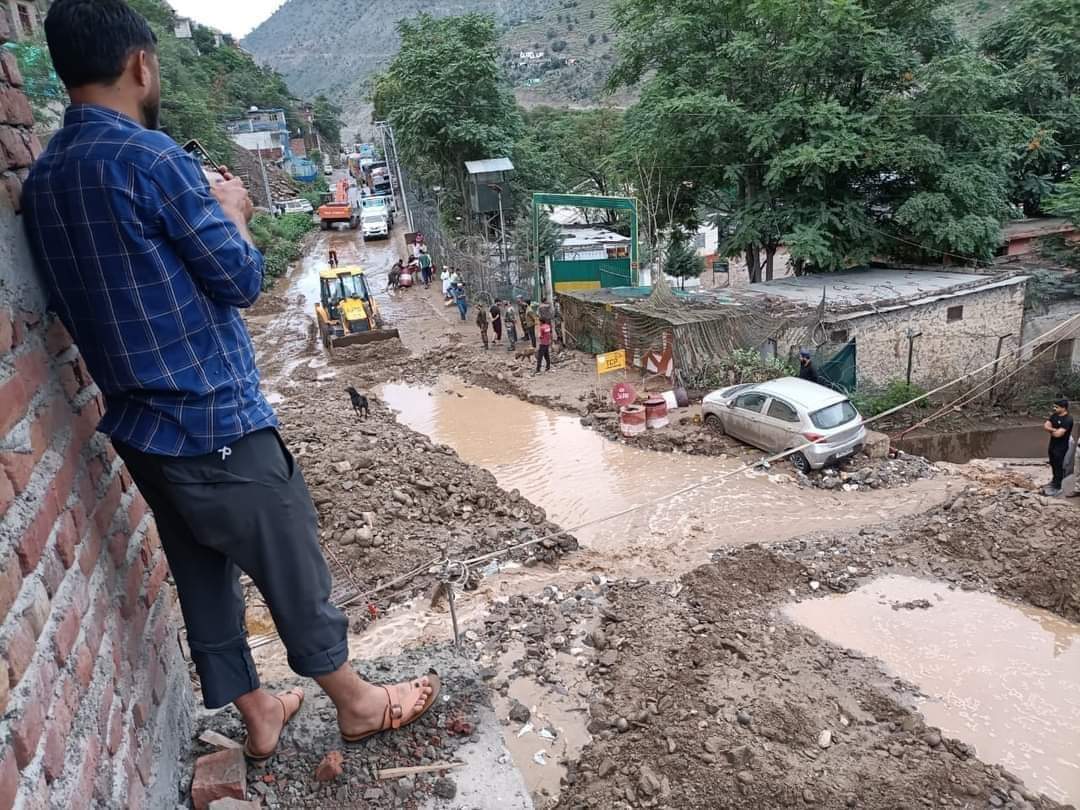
[375,120,412,232]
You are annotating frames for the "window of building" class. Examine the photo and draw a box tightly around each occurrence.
[829,329,850,343]
[767,399,800,423]
[17,3,34,36]
[947,305,964,322]
[692,232,706,249]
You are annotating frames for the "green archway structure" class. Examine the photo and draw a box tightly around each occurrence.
[532,193,640,298]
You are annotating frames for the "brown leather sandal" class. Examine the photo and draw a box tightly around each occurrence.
[243,687,305,764]
[341,672,442,744]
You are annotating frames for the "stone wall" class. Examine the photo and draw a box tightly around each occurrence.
[833,281,1028,390]
[0,20,192,810]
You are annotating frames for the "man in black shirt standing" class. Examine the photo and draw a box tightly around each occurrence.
[798,350,820,385]
[1044,398,1073,496]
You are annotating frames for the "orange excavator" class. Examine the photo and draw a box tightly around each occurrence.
[317,178,358,231]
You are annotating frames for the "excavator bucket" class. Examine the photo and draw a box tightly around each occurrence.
[330,327,400,349]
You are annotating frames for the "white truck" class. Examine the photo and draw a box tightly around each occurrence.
[361,206,390,239]
[361,194,395,226]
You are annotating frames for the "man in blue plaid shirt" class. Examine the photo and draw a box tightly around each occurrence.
[23,0,438,764]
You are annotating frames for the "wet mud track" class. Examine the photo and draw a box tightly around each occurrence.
[238,225,1080,810]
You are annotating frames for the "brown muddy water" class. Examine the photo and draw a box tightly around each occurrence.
[785,575,1080,805]
[377,377,950,572]
[897,423,1047,464]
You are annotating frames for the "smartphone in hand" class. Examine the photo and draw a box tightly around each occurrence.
[182,139,227,186]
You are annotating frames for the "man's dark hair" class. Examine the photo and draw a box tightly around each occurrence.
[45,0,157,89]
[1055,398,1070,410]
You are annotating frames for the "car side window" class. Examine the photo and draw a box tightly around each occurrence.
[734,393,767,413]
[767,398,800,423]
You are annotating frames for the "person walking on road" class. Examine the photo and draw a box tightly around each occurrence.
[490,300,503,344]
[1044,399,1073,496]
[440,266,452,300]
[452,283,468,321]
[417,248,433,289]
[476,306,489,349]
[328,249,338,269]
[388,260,402,292]
[523,301,539,349]
[536,318,554,373]
[504,301,518,351]
[25,0,439,763]
[798,350,820,384]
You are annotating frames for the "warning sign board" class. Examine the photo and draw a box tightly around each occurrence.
[611,382,636,407]
[596,350,627,375]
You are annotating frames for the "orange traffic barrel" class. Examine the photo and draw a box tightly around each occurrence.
[644,396,669,429]
[619,405,647,437]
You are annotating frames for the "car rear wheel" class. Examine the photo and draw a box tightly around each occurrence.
[704,413,725,434]
[790,451,812,474]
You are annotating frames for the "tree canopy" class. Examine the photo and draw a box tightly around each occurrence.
[608,0,1040,279]
[372,14,521,219]
[981,0,1080,215]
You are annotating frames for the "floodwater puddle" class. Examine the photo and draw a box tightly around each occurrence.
[489,641,592,806]
[897,423,1047,464]
[785,576,1080,805]
[377,377,949,568]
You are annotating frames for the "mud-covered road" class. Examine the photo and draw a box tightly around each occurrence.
[232,220,1080,810]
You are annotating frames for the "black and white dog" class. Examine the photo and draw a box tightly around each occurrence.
[345,386,370,418]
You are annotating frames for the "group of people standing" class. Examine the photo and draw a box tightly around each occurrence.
[476,296,555,372]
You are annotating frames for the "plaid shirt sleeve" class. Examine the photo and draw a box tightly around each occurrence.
[150,149,264,308]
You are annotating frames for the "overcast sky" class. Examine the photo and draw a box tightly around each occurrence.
[166,0,285,38]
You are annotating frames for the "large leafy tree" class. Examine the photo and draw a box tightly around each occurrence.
[609,0,1031,279]
[980,0,1080,215]
[372,14,521,221]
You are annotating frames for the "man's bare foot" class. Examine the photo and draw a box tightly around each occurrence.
[236,687,305,761]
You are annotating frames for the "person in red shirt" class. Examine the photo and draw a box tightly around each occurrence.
[536,319,553,372]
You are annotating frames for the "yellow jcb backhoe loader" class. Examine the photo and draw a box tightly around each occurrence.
[314,266,400,351]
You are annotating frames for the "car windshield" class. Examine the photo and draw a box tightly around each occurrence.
[810,400,858,430]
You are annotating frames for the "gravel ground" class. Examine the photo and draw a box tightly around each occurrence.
[186,647,525,809]
[465,486,1079,810]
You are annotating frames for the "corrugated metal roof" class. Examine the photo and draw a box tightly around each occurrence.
[465,158,515,174]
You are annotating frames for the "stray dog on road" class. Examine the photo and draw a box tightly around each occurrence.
[345,386,370,418]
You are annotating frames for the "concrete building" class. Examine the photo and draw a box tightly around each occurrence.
[997,217,1079,261]
[752,269,1029,390]
[225,107,292,161]
[693,221,795,289]
[560,268,1031,391]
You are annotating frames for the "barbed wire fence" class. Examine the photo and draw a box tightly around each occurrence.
[396,159,536,305]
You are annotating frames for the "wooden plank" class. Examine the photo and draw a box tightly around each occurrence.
[199,730,243,750]
[376,762,464,781]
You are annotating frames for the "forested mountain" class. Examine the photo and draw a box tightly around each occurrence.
[241,0,619,134]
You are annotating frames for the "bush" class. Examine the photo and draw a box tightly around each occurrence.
[852,380,928,418]
[686,349,795,389]
[250,212,316,288]
[1023,363,1080,411]
[551,39,568,52]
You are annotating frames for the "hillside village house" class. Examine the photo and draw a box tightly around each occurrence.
[225,107,292,161]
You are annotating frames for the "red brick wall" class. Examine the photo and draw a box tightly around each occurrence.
[0,20,191,810]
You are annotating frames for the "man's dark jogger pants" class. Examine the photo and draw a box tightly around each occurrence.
[115,429,348,708]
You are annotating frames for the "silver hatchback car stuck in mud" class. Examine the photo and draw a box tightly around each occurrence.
[702,377,866,472]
